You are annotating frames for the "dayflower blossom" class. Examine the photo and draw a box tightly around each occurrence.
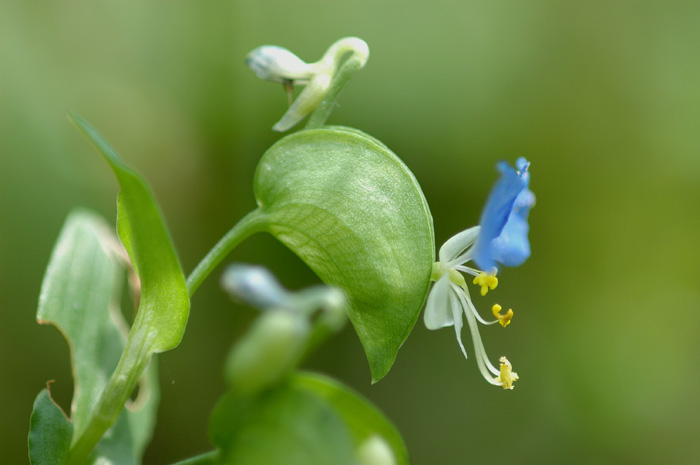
[474,157,535,271]
[246,37,369,132]
[424,157,534,389]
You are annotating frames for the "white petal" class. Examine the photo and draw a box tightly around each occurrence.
[423,275,454,330]
[439,226,480,263]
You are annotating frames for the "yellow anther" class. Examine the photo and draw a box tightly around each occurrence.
[473,271,498,296]
[495,356,519,390]
[492,304,513,328]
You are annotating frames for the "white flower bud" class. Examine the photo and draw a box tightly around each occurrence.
[356,435,396,465]
[246,37,370,131]
[221,264,289,309]
[245,45,315,83]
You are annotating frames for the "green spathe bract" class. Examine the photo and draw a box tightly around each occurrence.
[210,383,356,465]
[293,372,409,465]
[209,372,409,465]
[254,127,434,382]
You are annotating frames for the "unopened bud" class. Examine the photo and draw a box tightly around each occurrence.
[225,310,309,395]
[247,37,370,132]
[246,45,315,83]
[356,435,396,465]
[221,264,289,310]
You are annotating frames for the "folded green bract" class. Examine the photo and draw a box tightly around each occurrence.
[210,372,408,465]
[254,127,435,382]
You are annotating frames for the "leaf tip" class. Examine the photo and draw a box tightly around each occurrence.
[66,111,86,131]
[369,358,394,385]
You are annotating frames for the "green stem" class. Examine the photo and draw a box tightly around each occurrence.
[187,208,267,297]
[65,319,153,465]
[170,450,220,465]
[65,210,266,464]
[305,56,366,130]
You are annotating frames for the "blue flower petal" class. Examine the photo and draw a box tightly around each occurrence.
[473,158,532,270]
[490,187,535,267]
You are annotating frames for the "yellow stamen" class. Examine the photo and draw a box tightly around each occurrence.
[492,304,513,328]
[495,356,518,390]
[473,271,498,296]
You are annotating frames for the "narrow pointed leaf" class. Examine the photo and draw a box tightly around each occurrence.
[254,127,434,382]
[69,113,189,353]
[62,114,187,463]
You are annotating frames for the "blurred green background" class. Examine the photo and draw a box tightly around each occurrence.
[2,1,699,464]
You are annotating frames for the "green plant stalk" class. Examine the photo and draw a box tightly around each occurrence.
[186,209,268,297]
[305,56,365,130]
[65,317,154,465]
[65,210,265,464]
[170,450,220,465]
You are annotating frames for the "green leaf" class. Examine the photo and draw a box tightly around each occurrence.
[254,127,435,382]
[62,114,188,463]
[34,211,159,464]
[210,384,356,465]
[29,389,73,465]
[37,211,123,438]
[69,114,189,353]
[293,372,409,465]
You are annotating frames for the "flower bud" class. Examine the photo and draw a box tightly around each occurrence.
[245,45,316,83]
[225,310,309,395]
[221,264,289,310]
[247,37,370,131]
[356,435,396,465]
